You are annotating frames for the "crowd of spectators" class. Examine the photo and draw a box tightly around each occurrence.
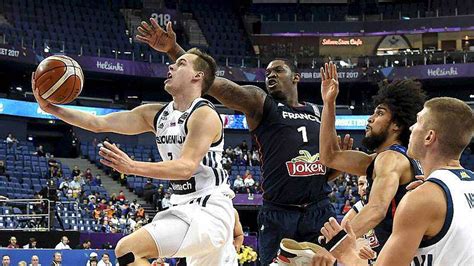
[223,140,260,172]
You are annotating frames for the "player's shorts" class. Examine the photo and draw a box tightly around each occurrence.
[143,191,237,266]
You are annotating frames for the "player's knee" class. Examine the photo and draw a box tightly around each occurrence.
[115,238,136,265]
[115,237,129,257]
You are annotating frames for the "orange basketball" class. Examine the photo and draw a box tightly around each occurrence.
[34,55,84,104]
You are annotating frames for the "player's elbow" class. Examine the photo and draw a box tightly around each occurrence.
[319,152,335,166]
[371,205,387,223]
[88,118,107,133]
[178,160,199,180]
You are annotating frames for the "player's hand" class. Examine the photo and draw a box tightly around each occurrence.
[406,175,425,191]
[320,218,357,260]
[358,244,377,260]
[31,72,52,111]
[99,141,136,175]
[311,248,337,266]
[136,19,177,53]
[338,134,354,151]
[320,62,339,103]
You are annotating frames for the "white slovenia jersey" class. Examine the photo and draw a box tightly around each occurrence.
[412,168,474,266]
[154,98,231,204]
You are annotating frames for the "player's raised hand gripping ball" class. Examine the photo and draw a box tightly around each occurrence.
[33,55,84,104]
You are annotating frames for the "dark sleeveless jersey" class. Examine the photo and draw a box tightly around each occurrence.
[365,144,423,250]
[251,95,331,205]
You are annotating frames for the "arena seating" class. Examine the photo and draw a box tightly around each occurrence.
[81,141,170,196]
[0,0,154,61]
[0,140,109,231]
[248,0,474,22]
[180,0,255,66]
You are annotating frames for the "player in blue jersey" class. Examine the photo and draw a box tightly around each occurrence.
[136,20,353,265]
[312,97,474,266]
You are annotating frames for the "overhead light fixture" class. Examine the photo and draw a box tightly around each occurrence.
[470,94,474,99]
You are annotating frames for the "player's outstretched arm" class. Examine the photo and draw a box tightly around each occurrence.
[32,73,160,135]
[208,78,266,130]
[136,19,185,61]
[99,106,221,180]
[375,182,444,265]
[136,19,267,129]
[349,151,406,238]
[319,62,373,176]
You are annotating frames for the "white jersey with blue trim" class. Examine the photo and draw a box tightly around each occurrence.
[154,97,232,205]
[412,168,474,266]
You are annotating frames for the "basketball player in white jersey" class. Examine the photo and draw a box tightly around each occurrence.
[311,97,474,266]
[31,48,238,265]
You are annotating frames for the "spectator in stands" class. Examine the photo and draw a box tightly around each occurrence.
[93,207,102,221]
[58,177,70,195]
[84,168,93,182]
[87,256,98,266]
[233,175,245,193]
[70,131,80,158]
[87,196,96,212]
[0,160,5,176]
[6,133,18,152]
[18,261,27,266]
[90,174,101,186]
[234,154,246,166]
[23,238,37,249]
[71,166,81,178]
[76,240,91,250]
[251,150,260,166]
[252,181,263,194]
[130,199,140,212]
[234,145,242,158]
[243,169,253,180]
[119,215,127,227]
[110,193,117,204]
[98,199,108,210]
[51,252,62,266]
[54,236,71,250]
[30,255,40,266]
[118,201,131,217]
[341,199,352,215]
[1,255,10,266]
[110,213,119,226]
[225,145,234,158]
[143,179,156,204]
[7,236,19,249]
[97,253,111,266]
[34,145,46,157]
[162,192,171,210]
[221,154,232,173]
[240,140,249,154]
[136,207,145,219]
[244,172,255,195]
[153,185,165,210]
[69,176,82,198]
[116,191,126,201]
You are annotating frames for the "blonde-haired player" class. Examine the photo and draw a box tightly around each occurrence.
[32,48,237,265]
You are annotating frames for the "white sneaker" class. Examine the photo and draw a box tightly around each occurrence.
[275,238,325,266]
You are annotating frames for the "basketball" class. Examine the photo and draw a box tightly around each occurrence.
[34,55,84,104]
